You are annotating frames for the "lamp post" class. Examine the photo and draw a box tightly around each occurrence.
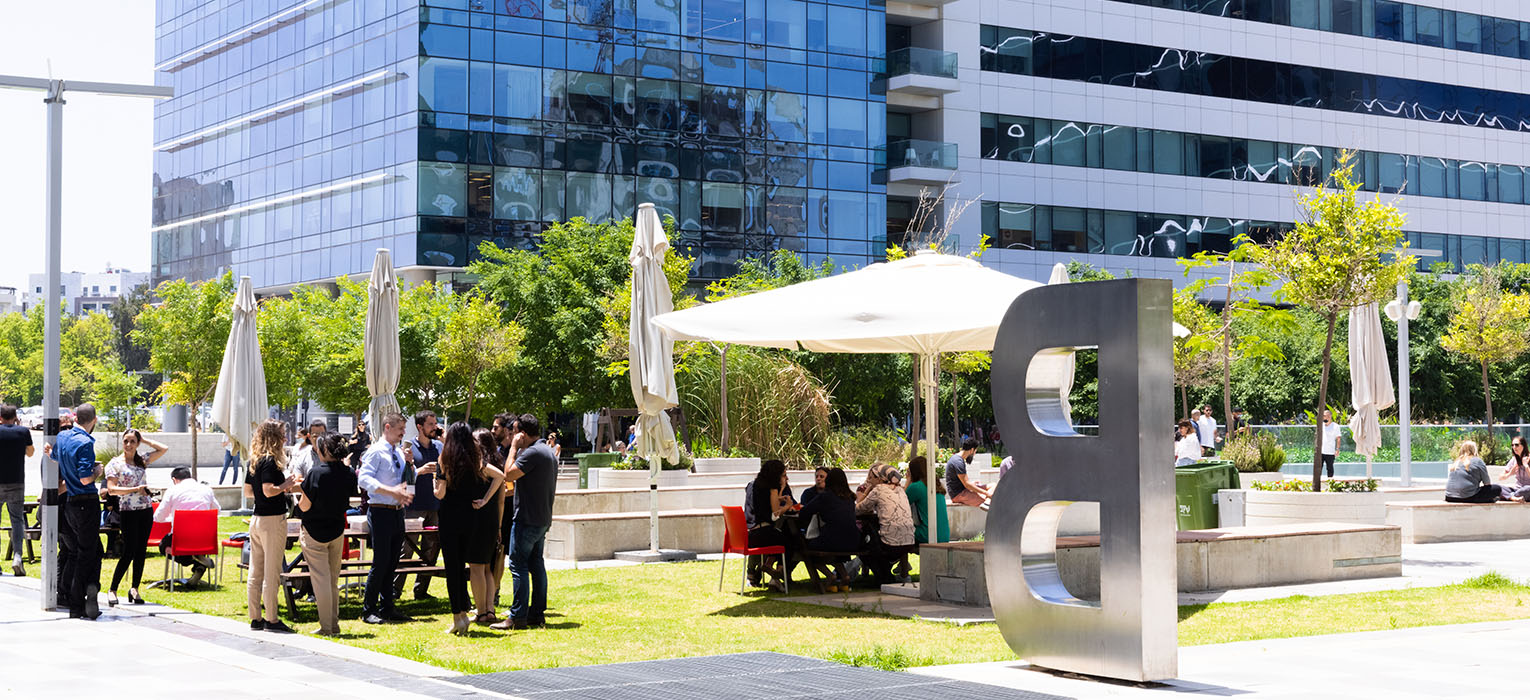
[0,75,173,610]
[1384,248,1440,487]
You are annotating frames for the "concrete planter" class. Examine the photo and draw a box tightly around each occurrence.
[1244,486,1445,526]
[588,467,690,490]
[692,457,761,474]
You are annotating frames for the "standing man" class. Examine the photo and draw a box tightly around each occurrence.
[1198,405,1219,456]
[357,413,423,624]
[0,405,35,575]
[44,403,102,619]
[945,438,990,510]
[1320,410,1343,479]
[492,414,556,630]
[397,410,442,601]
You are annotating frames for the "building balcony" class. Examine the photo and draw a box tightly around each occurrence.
[877,139,961,186]
[885,48,959,112]
[886,0,957,22]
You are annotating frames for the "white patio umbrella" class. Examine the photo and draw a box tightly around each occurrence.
[652,251,1047,543]
[630,203,680,554]
[210,276,267,481]
[1347,302,1395,477]
[364,249,402,423]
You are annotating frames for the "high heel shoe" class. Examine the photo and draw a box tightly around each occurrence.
[106,592,118,607]
[129,589,146,605]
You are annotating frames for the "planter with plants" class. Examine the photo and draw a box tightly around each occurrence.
[1243,477,1404,526]
[588,451,693,489]
[1220,432,1288,486]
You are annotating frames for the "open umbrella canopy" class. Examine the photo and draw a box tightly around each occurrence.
[651,252,1045,353]
[365,248,401,422]
[1348,302,1395,458]
[210,276,267,460]
[629,203,680,465]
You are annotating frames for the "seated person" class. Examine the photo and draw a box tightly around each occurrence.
[745,459,795,592]
[796,468,859,592]
[856,463,915,584]
[799,467,829,506]
[945,438,990,509]
[154,467,220,585]
[1499,436,1530,501]
[1446,441,1511,503]
[905,456,949,544]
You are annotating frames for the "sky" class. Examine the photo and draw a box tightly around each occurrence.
[0,2,157,294]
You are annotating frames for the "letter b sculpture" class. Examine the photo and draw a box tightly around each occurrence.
[986,278,1177,682]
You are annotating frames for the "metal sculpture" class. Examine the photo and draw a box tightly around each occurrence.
[986,278,1177,682]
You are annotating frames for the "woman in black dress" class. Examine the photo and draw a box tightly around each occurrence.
[431,422,504,635]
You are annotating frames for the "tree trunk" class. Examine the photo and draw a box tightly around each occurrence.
[1222,262,1235,448]
[1311,313,1338,491]
[1180,383,1189,420]
[465,376,478,423]
[190,401,200,482]
[1482,360,1494,430]
[908,354,922,462]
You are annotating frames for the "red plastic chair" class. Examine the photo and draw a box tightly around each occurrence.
[221,537,246,581]
[164,509,220,590]
[718,505,787,595]
[146,520,172,550]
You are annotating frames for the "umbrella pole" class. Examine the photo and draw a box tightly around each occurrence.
[650,456,660,553]
[923,354,939,545]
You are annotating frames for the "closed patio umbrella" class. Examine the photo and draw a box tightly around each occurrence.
[210,276,268,478]
[1348,302,1395,477]
[630,203,680,554]
[365,248,402,423]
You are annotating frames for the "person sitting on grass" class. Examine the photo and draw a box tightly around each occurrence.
[856,463,915,584]
[796,467,858,592]
[1445,441,1511,503]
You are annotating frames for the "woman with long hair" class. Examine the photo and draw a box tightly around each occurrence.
[247,419,299,632]
[103,429,169,606]
[905,456,949,544]
[1446,440,1507,503]
[796,467,858,592]
[295,432,357,636]
[474,428,509,612]
[433,422,506,634]
[1500,436,1530,501]
[746,459,794,592]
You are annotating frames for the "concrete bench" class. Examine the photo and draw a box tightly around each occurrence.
[1385,501,1530,544]
[919,522,1402,607]
[546,509,726,561]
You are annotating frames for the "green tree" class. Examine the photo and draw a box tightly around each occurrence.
[291,279,370,419]
[398,282,457,417]
[134,272,235,478]
[0,310,43,405]
[256,293,316,414]
[1179,241,1293,427]
[1173,287,1222,420]
[1440,264,1530,429]
[1250,152,1413,489]
[90,358,145,439]
[60,312,120,407]
[438,293,524,422]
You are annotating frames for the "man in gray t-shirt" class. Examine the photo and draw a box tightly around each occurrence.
[945,438,990,510]
[493,413,558,630]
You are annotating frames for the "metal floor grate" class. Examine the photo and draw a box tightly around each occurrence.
[439,652,1072,700]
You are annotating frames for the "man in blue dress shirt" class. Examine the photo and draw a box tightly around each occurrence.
[44,403,103,620]
[357,412,426,624]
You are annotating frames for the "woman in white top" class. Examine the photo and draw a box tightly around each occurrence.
[1174,420,1202,466]
[104,429,169,606]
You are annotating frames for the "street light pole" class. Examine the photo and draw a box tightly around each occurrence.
[1395,280,1412,487]
[0,74,173,610]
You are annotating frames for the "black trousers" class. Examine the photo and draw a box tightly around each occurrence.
[1321,454,1336,478]
[364,508,404,616]
[437,515,472,615]
[1446,484,1504,504]
[60,497,102,613]
[110,508,152,591]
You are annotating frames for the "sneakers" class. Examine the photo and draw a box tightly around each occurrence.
[263,620,295,634]
[11,563,23,577]
[361,614,386,625]
[250,619,265,631]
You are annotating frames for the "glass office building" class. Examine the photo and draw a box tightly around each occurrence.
[152,0,888,289]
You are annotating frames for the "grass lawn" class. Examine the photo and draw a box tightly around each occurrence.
[21,517,1530,672]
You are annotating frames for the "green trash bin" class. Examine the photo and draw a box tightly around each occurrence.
[1174,460,1240,530]
[574,452,622,489]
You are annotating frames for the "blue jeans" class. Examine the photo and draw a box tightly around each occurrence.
[220,450,240,485]
[363,508,404,616]
[508,521,549,623]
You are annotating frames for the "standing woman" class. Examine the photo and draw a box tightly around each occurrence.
[296,432,357,636]
[247,419,299,632]
[433,423,505,634]
[474,428,508,617]
[103,429,168,606]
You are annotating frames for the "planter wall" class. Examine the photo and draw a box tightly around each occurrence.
[692,457,761,473]
[587,468,691,490]
[1244,486,1445,526]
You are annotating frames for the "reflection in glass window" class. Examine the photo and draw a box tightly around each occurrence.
[566,172,613,222]
[1051,207,1087,252]
[1152,130,1182,175]
[1506,165,1527,205]
[826,6,864,56]
[419,58,469,113]
[992,202,1035,249]
[1103,210,1135,256]
[419,162,466,217]
[1459,162,1488,201]
[1102,125,1134,170]
[1051,121,1088,167]
[493,167,540,220]
[1419,157,1447,197]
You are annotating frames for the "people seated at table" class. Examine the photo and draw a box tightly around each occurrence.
[1174,420,1202,467]
[296,432,357,637]
[799,467,829,506]
[103,429,168,605]
[154,466,219,584]
[796,467,858,592]
[247,419,300,632]
[857,463,916,584]
[1446,441,1510,503]
[744,459,795,593]
[946,438,990,510]
[434,422,506,634]
[905,456,949,545]
[1499,436,1530,501]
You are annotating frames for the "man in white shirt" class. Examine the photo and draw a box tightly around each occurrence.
[1198,406,1219,456]
[1320,410,1343,478]
[155,467,219,584]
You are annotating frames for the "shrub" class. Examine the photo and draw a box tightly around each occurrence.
[828,425,906,468]
[1223,432,1287,472]
[1249,479,1311,492]
[613,449,693,471]
[1326,478,1380,493]
[678,345,834,469]
[1463,431,1507,466]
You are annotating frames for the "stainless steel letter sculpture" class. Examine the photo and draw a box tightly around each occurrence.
[986,278,1177,682]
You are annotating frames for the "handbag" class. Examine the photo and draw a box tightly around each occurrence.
[805,515,822,540]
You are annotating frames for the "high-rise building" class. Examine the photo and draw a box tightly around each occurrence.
[21,268,150,315]
[911,0,1530,281]
[151,0,889,290]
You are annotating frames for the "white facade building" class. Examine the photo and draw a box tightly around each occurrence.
[22,267,149,315]
[0,287,19,316]
[889,0,1530,283]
